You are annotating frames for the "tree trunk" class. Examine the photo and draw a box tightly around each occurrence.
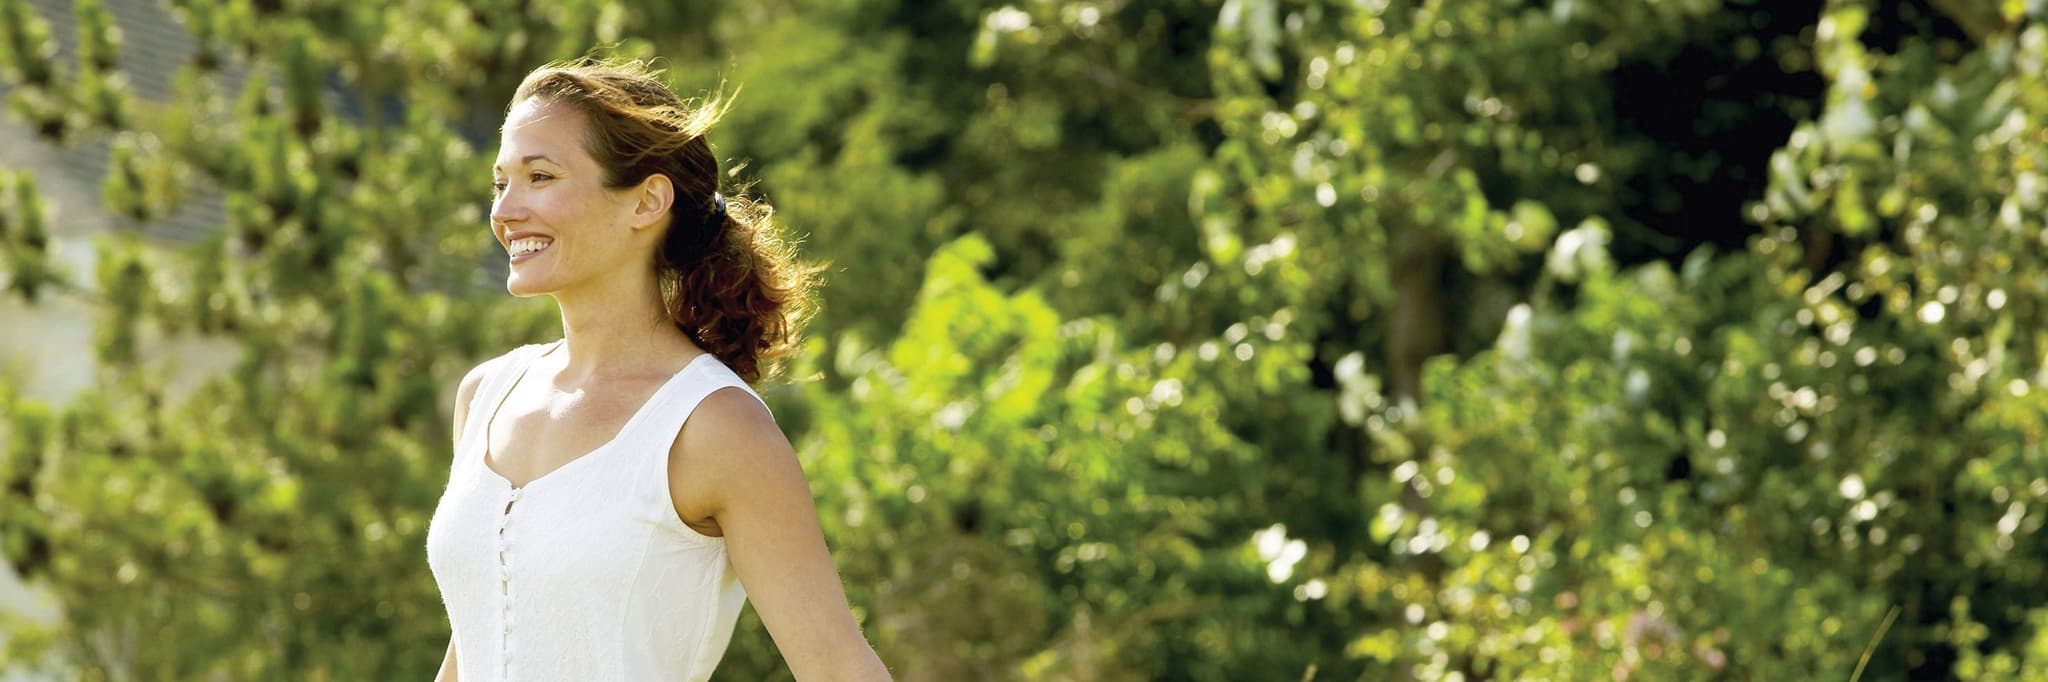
[1387,224,1448,402]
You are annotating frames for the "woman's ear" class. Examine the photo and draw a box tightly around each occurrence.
[630,173,675,230]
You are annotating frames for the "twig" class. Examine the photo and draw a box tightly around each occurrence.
[1850,605,1901,682]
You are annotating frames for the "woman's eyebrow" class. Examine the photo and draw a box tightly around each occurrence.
[492,154,557,171]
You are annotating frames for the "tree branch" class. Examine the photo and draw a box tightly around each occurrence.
[1924,0,2010,44]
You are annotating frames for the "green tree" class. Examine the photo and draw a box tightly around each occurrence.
[5,0,2048,679]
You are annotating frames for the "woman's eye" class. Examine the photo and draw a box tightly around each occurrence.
[490,174,549,195]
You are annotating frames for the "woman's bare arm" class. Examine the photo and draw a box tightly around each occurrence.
[671,389,891,681]
[434,641,458,681]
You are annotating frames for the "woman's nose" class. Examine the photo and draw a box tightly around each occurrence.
[490,193,527,225]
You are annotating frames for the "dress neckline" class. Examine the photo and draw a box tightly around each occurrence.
[478,340,714,491]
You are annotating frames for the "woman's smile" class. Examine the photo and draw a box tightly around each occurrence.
[508,235,555,264]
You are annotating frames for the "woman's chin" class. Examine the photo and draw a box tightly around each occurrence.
[505,273,557,298]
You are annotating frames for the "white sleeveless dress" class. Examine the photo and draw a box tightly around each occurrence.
[426,341,760,681]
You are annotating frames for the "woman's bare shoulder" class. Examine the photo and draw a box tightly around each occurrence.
[683,387,779,446]
[667,386,793,513]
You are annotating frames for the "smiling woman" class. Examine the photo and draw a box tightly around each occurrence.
[424,57,889,682]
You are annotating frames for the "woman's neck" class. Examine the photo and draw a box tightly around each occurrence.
[547,268,696,383]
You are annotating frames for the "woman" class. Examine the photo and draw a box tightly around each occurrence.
[425,58,891,681]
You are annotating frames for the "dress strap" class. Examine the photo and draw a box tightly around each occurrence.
[621,354,772,474]
[458,342,559,465]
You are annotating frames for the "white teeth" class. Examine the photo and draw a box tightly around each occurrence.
[510,237,552,256]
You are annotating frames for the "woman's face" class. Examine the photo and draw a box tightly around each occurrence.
[490,99,650,298]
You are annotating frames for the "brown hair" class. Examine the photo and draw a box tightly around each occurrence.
[511,57,818,383]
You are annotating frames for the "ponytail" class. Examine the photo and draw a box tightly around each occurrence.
[656,191,815,383]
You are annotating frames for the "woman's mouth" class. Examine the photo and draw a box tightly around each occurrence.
[509,237,553,263]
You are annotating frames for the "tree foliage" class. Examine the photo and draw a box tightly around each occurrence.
[2,0,2046,679]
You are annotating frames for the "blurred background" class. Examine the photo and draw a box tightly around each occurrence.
[1,0,2046,679]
